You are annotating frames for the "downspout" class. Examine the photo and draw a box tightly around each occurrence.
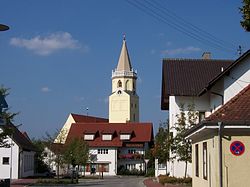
[218,122,223,187]
[211,92,224,105]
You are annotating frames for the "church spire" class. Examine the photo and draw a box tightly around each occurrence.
[116,36,132,71]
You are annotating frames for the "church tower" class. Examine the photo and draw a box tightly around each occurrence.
[109,37,139,123]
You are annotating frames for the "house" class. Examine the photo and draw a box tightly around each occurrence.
[54,113,108,144]
[0,124,36,179]
[185,84,250,187]
[160,52,234,177]
[52,37,154,176]
[65,122,153,175]
[184,50,250,187]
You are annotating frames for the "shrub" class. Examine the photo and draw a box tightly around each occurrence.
[145,167,155,177]
[158,175,192,185]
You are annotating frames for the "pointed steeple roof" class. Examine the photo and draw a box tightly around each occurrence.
[116,36,132,71]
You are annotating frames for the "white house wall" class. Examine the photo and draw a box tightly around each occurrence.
[209,57,250,112]
[169,94,210,132]
[168,94,210,178]
[0,137,19,179]
[89,148,117,175]
[224,57,250,103]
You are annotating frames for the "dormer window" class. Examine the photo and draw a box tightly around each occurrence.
[102,130,115,141]
[120,130,133,140]
[83,130,97,140]
[120,134,131,140]
[84,134,95,140]
[102,134,112,141]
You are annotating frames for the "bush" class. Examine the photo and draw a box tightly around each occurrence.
[158,175,192,185]
[117,167,145,176]
[145,167,155,177]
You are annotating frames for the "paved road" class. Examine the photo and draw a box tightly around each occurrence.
[31,176,145,187]
[79,176,145,187]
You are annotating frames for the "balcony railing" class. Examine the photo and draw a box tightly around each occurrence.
[118,153,144,160]
[112,70,137,78]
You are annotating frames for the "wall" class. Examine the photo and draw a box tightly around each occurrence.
[88,148,117,175]
[54,114,75,144]
[168,94,210,177]
[224,57,250,103]
[0,137,19,179]
[118,147,145,171]
[109,91,130,123]
[20,151,35,178]
[191,131,219,187]
[222,131,250,187]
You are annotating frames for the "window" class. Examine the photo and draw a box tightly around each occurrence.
[2,157,9,165]
[102,134,112,141]
[158,163,166,169]
[98,149,108,154]
[117,80,122,88]
[126,164,136,170]
[120,134,131,140]
[84,134,95,140]
[128,149,136,154]
[195,144,199,177]
[203,142,208,180]
[98,163,109,172]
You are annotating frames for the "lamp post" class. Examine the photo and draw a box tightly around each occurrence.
[0,24,9,31]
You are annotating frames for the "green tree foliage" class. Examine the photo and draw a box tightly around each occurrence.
[172,103,198,178]
[240,0,250,31]
[32,138,50,173]
[0,86,18,147]
[63,138,89,183]
[153,121,172,174]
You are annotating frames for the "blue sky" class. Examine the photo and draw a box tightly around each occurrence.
[1,0,249,138]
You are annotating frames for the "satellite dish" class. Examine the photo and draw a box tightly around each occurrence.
[0,24,9,31]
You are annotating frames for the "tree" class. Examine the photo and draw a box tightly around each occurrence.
[172,103,198,178]
[32,138,50,173]
[240,0,250,31]
[152,121,172,175]
[43,130,66,181]
[0,86,18,147]
[63,138,89,183]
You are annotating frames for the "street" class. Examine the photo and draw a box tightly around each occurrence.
[30,176,146,187]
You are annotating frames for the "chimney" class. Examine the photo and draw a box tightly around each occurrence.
[202,52,211,59]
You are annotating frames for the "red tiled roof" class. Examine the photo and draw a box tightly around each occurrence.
[161,58,233,110]
[206,84,250,122]
[66,123,154,147]
[71,113,108,123]
[185,84,250,137]
[0,124,36,151]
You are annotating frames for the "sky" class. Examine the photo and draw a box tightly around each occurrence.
[1,0,249,139]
